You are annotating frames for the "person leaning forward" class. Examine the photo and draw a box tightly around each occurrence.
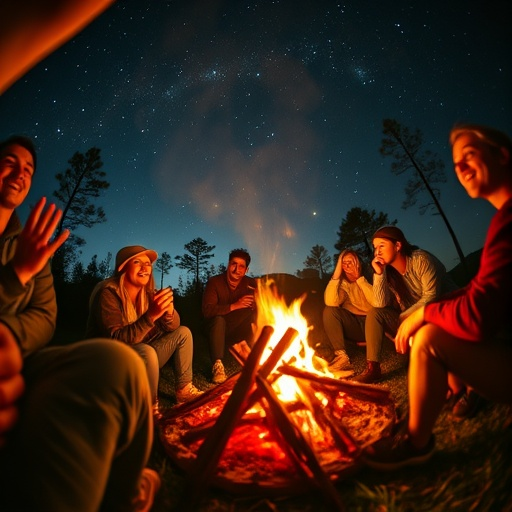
[364,124,512,470]
[202,248,257,384]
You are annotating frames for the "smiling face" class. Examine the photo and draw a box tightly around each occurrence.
[123,254,153,289]
[0,143,34,210]
[452,132,504,201]
[227,256,248,286]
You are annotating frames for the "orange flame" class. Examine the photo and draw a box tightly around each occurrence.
[254,279,335,402]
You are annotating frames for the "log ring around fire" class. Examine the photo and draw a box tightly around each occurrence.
[159,369,396,496]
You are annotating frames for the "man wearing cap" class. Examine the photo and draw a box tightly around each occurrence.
[87,245,202,407]
[352,225,457,383]
[0,135,158,511]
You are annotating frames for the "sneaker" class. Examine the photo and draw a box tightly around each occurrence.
[212,359,227,384]
[364,433,435,471]
[328,349,352,372]
[176,383,203,404]
[452,390,484,419]
[132,468,161,512]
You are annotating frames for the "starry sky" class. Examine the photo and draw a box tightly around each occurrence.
[0,0,511,285]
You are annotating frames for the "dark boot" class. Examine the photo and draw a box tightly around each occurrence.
[352,361,381,384]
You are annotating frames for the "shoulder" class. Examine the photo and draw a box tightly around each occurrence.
[410,249,444,270]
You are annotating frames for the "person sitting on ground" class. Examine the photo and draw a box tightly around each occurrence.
[0,135,159,511]
[353,225,458,384]
[323,249,383,373]
[86,245,202,408]
[202,248,257,384]
[364,123,512,470]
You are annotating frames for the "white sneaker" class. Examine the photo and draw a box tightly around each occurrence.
[212,359,227,384]
[176,383,203,404]
[328,349,352,371]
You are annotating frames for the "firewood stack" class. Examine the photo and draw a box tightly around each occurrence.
[164,326,395,512]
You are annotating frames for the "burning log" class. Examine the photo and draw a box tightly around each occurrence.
[256,374,345,511]
[179,325,289,511]
[278,364,392,404]
[161,278,397,506]
[294,378,360,457]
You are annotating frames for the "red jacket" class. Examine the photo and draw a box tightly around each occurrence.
[425,198,512,342]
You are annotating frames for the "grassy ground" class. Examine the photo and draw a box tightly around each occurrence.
[146,279,512,512]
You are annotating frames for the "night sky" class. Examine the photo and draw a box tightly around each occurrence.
[1,0,510,285]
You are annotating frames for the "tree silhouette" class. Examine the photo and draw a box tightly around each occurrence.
[155,251,173,289]
[380,118,467,272]
[335,206,396,260]
[302,244,332,279]
[175,238,215,294]
[52,147,110,281]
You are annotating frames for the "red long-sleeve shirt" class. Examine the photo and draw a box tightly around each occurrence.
[424,198,512,342]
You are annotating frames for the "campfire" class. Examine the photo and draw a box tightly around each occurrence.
[159,279,396,510]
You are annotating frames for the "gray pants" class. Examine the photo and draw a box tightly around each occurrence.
[0,339,152,512]
[323,306,398,362]
[133,325,194,399]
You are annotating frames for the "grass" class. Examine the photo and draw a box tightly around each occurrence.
[144,279,512,512]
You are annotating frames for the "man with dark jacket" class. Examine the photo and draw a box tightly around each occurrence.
[202,248,257,384]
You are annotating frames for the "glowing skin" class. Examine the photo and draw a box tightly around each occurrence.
[0,144,34,210]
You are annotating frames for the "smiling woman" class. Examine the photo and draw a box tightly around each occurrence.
[86,244,203,412]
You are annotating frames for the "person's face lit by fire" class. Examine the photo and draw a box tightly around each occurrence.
[0,143,34,210]
[227,256,248,286]
[124,255,153,289]
[452,132,505,202]
[373,237,401,266]
[341,253,360,282]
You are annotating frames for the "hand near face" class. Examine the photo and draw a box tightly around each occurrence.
[0,324,25,449]
[148,287,174,321]
[12,197,70,286]
[371,256,386,275]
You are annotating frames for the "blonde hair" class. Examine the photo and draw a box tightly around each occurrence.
[450,124,512,165]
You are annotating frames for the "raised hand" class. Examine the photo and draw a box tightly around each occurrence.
[147,287,175,322]
[12,197,70,286]
[0,324,25,448]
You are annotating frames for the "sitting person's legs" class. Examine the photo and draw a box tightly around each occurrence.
[409,324,512,448]
[132,342,160,403]
[1,338,152,512]
[353,307,400,383]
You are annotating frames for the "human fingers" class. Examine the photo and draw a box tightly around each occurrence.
[0,374,25,409]
[24,196,46,227]
[47,229,70,256]
[36,203,63,243]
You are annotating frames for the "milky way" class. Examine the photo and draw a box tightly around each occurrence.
[0,0,510,282]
